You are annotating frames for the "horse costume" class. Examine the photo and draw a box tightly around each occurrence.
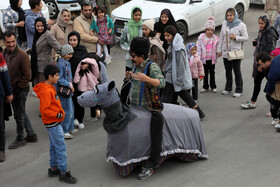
[78,80,207,176]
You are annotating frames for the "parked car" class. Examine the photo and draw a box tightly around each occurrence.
[250,0,265,4]
[111,0,250,40]
[0,0,50,39]
[43,0,83,19]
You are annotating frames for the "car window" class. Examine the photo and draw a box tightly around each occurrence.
[145,0,186,3]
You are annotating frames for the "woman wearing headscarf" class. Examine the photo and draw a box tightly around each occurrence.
[3,0,27,50]
[241,15,279,110]
[31,17,61,86]
[154,9,179,51]
[217,8,248,98]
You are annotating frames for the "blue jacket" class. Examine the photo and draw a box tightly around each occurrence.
[56,58,73,88]
[90,15,114,34]
[25,9,44,49]
[0,54,12,102]
[266,55,280,94]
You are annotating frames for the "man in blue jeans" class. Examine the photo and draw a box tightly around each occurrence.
[0,52,13,162]
[3,30,38,150]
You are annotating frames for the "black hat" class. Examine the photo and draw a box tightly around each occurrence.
[130,37,150,56]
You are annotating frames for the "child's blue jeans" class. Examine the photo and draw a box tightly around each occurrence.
[47,125,67,172]
[60,96,74,133]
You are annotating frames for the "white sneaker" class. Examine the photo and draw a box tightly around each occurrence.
[200,88,208,93]
[212,88,217,93]
[69,129,78,135]
[64,133,73,139]
[240,101,256,109]
[74,119,79,127]
[32,90,37,97]
[78,123,85,129]
[274,123,280,129]
[271,118,279,126]
[222,90,230,95]
[233,92,243,98]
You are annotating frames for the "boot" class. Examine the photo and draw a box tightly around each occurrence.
[196,106,205,119]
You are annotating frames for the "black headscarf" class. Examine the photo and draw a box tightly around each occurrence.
[30,17,48,81]
[68,31,88,77]
[10,0,26,42]
[154,9,179,50]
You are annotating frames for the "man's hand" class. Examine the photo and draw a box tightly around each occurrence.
[257,65,263,72]
[6,95,13,103]
[133,72,149,82]
[125,71,133,79]
[70,87,75,93]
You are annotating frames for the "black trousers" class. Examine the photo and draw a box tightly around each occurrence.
[144,111,164,168]
[203,60,216,89]
[162,82,196,108]
[251,70,267,102]
[266,94,280,119]
[223,58,243,93]
[120,66,132,106]
[188,78,198,100]
[0,102,4,152]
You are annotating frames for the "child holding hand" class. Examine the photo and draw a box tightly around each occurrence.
[187,43,204,101]
[89,5,114,64]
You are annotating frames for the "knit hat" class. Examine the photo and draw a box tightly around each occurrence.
[143,19,155,31]
[130,37,150,56]
[61,44,74,57]
[205,16,215,31]
[270,48,280,57]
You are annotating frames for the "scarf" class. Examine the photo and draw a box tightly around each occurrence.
[186,43,196,59]
[226,8,241,29]
[126,6,143,41]
[154,9,179,50]
[68,31,88,77]
[30,17,47,81]
[56,10,73,29]
[10,0,26,42]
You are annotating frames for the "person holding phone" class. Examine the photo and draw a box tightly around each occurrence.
[241,15,279,110]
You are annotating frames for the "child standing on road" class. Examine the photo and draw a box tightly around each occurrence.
[186,43,204,101]
[196,16,219,93]
[33,65,77,184]
[89,5,114,64]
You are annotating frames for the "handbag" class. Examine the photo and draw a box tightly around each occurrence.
[57,61,72,98]
[226,31,244,61]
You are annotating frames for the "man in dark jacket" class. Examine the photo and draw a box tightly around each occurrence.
[3,30,38,150]
[0,52,13,162]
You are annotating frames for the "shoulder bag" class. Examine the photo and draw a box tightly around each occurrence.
[226,31,244,61]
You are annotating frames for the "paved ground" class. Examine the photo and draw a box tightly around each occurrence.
[1,4,279,187]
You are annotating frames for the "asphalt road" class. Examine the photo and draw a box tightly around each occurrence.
[1,4,279,187]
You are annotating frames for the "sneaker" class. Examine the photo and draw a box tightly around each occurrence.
[88,117,98,122]
[222,90,230,95]
[200,88,208,93]
[59,171,77,184]
[212,88,217,93]
[138,167,154,180]
[233,92,243,98]
[74,119,79,127]
[0,151,5,162]
[8,138,27,149]
[96,52,103,58]
[64,133,73,139]
[25,133,38,143]
[271,118,279,126]
[69,129,78,135]
[240,101,256,109]
[275,123,280,129]
[104,56,112,64]
[196,106,205,119]
[78,123,85,129]
[48,168,60,177]
[32,90,37,97]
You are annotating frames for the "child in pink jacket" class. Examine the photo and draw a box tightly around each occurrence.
[186,43,204,100]
[196,16,219,93]
[73,58,99,127]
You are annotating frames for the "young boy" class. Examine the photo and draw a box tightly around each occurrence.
[33,65,77,184]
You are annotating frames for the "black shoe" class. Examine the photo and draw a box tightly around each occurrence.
[25,133,38,143]
[59,171,77,184]
[8,138,27,150]
[196,106,205,119]
[138,167,153,180]
[48,168,60,177]
[0,151,5,162]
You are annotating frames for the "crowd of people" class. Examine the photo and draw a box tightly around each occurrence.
[1,0,280,183]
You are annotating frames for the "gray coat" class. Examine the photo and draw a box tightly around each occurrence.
[36,30,61,72]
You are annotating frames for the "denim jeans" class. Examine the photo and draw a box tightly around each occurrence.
[47,125,67,172]
[0,102,4,152]
[223,58,243,93]
[59,96,74,133]
[11,91,35,139]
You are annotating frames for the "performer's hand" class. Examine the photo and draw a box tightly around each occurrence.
[133,72,148,82]
[125,71,133,79]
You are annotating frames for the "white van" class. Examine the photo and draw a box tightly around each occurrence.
[0,0,50,38]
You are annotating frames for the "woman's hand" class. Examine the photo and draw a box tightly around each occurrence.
[16,21,24,27]
[156,32,161,37]
[80,63,89,70]
[217,52,222,57]
[229,34,236,40]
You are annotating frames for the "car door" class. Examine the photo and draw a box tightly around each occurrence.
[188,0,213,35]
[212,0,233,25]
